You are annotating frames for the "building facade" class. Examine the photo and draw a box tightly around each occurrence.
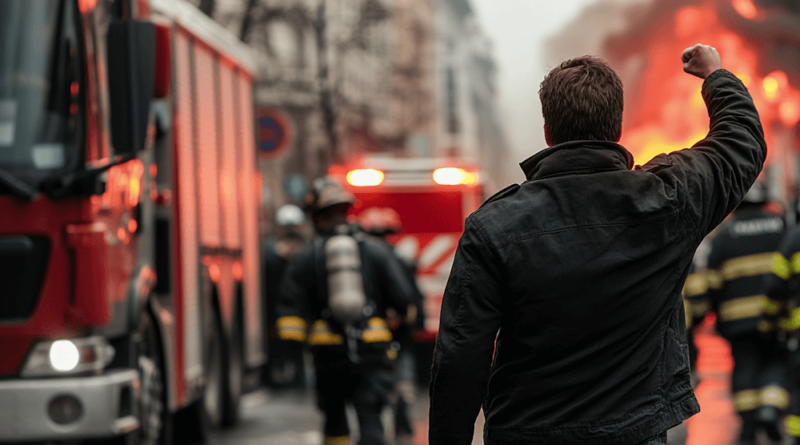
[192,0,509,230]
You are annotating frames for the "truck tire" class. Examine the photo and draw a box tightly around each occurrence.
[203,308,225,430]
[138,311,172,445]
[98,311,171,445]
[221,316,243,427]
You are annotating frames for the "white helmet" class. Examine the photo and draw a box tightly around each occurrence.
[275,204,305,226]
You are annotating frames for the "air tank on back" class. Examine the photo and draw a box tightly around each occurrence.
[325,225,366,325]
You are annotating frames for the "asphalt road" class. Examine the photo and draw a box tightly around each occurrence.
[207,322,793,445]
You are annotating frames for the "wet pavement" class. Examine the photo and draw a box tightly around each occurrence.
[208,321,789,445]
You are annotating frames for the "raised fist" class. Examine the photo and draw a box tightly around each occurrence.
[681,44,722,79]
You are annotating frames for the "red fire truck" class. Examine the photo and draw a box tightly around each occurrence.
[0,0,262,443]
[329,156,484,381]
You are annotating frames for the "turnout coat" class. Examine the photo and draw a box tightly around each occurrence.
[429,70,767,445]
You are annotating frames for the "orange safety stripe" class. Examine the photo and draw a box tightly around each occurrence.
[779,307,800,332]
[718,295,766,322]
[787,415,800,437]
[362,317,392,343]
[323,435,350,445]
[683,271,709,297]
[276,316,307,342]
[761,385,790,409]
[773,253,792,280]
[309,320,344,346]
[734,389,760,412]
[720,252,778,282]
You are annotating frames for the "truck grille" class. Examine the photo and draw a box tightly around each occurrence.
[0,236,50,323]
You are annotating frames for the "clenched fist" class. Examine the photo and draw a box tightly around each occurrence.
[681,44,722,79]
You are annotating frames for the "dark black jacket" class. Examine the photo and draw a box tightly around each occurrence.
[703,205,785,339]
[765,225,800,333]
[276,226,415,364]
[429,70,766,445]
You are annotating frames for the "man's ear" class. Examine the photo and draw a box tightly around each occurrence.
[614,128,622,143]
[544,125,552,146]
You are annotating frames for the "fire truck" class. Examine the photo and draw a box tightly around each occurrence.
[329,156,484,382]
[0,0,262,443]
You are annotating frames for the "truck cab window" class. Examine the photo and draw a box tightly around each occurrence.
[0,0,84,194]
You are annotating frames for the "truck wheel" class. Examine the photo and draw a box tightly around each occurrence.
[221,318,243,427]
[138,311,172,445]
[203,309,225,430]
[97,312,171,445]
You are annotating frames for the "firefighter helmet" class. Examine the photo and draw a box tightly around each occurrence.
[307,176,356,215]
[275,204,305,226]
[357,207,402,235]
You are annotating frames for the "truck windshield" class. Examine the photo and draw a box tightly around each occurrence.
[0,0,83,194]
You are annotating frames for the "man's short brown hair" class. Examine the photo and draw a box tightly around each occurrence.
[539,56,623,145]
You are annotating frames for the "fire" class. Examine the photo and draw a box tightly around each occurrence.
[780,99,800,127]
[612,4,800,173]
[763,71,787,102]
[732,0,757,19]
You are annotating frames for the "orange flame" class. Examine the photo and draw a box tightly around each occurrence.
[732,0,757,19]
[618,13,799,170]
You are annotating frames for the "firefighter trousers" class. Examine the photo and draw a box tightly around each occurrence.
[315,358,395,445]
[729,335,790,442]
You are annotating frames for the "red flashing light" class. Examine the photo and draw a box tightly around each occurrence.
[70,82,80,96]
[347,169,384,186]
[78,0,97,13]
[433,168,479,185]
[209,264,221,283]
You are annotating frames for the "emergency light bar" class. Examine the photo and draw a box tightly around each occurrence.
[347,169,384,186]
[433,167,479,185]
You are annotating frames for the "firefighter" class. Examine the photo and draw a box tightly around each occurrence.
[357,207,425,438]
[683,260,710,375]
[275,177,415,445]
[765,221,800,443]
[262,204,309,389]
[702,182,789,445]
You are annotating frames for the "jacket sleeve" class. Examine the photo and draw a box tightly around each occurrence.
[429,216,503,445]
[643,69,767,240]
[275,244,315,342]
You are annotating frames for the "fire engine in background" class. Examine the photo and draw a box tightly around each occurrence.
[329,156,484,383]
[0,0,262,443]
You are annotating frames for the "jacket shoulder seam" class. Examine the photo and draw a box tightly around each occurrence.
[474,184,520,215]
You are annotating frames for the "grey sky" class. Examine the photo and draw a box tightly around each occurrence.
[471,0,602,171]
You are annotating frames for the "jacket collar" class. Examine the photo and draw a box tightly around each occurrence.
[519,140,635,181]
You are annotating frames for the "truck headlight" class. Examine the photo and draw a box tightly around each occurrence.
[21,337,115,377]
[49,340,80,372]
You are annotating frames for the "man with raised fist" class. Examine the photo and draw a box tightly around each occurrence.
[429,44,766,445]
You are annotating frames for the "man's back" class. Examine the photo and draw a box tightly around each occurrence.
[429,52,767,444]
[478,144,696,430]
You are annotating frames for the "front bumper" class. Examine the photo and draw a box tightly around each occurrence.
[0,369,139,441]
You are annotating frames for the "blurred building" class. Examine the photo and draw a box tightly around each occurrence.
[190,0,509,230]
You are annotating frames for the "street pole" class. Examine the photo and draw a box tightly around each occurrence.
[315,0,339,175]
